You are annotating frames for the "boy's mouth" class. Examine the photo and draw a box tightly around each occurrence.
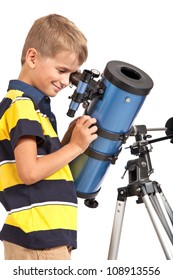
[52,82,61,92]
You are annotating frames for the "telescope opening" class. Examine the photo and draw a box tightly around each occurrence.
[121,67,141,80]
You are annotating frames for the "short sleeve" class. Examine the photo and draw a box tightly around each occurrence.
[6,97,45,150]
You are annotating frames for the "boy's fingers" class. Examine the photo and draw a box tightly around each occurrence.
[90,125,98,133]
[77,115,90,123]
[77,115,96,126]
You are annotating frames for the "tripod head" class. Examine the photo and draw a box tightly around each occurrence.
[118,123,173,206]
[129,122,173,152]
[122,123,173,186]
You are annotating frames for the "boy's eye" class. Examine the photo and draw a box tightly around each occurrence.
[58,69,66,73]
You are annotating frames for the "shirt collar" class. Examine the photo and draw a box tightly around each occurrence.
[8,79,46,106]
[8,79,57,132]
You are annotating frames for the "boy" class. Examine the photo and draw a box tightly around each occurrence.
[0,14,98,260]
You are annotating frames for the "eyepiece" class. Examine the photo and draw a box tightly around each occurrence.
[67,108,75,117]
[70,71,82,86]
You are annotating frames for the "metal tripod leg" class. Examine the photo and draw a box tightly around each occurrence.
[141,186,173,260]
[147,182,173,243]
[149,189,173,244]
[108,188,127,260]
[107,184,173,260]
[159,190,173,225]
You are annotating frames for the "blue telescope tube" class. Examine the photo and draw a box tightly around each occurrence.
[70,61,153,199]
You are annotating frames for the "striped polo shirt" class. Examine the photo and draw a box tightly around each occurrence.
[0,80,78,250]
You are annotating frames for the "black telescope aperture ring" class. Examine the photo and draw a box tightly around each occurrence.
[104,61,154,96]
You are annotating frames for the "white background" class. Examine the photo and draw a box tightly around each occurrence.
[0,0,172,263]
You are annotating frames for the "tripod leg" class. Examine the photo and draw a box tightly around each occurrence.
[141,186,173,260]
[108,188,127,260]
[159,191,173,225]
[150,192,173,244]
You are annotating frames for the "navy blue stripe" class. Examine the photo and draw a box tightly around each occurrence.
[0,97,12,118]
[10,119,45,150]
[2,180,77,211]
[0,136,61,163]
[0,139,14,162]
[7,80,57,132]
[0,192,9,211]
[37,136,61,154]
[0,224,77,249]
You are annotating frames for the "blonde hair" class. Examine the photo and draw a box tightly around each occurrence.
[21,14,88,65]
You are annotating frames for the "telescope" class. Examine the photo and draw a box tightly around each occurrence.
[67,60,154,207]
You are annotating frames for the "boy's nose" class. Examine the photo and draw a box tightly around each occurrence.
[60,74,70,87]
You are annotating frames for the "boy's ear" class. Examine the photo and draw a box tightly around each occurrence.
[25,48,38,69]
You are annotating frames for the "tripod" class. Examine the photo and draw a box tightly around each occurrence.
[108,127,173,260]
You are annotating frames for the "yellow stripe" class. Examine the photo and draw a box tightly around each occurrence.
[0,98,40,141]
[5,99,40,131]
[5,90,23,100]
[5,204,77,233]
[0,115,10,140]
[37,113,57,137]
[0,163,23,190]
[0,96,57,140]
[46,164,73,181]
[0,162,73,190]
[0,91,23,140]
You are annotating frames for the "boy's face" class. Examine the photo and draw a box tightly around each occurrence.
[24,49,80,97]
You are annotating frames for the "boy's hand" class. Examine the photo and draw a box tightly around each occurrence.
[69,115,98,153]
[61,117,80,146]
